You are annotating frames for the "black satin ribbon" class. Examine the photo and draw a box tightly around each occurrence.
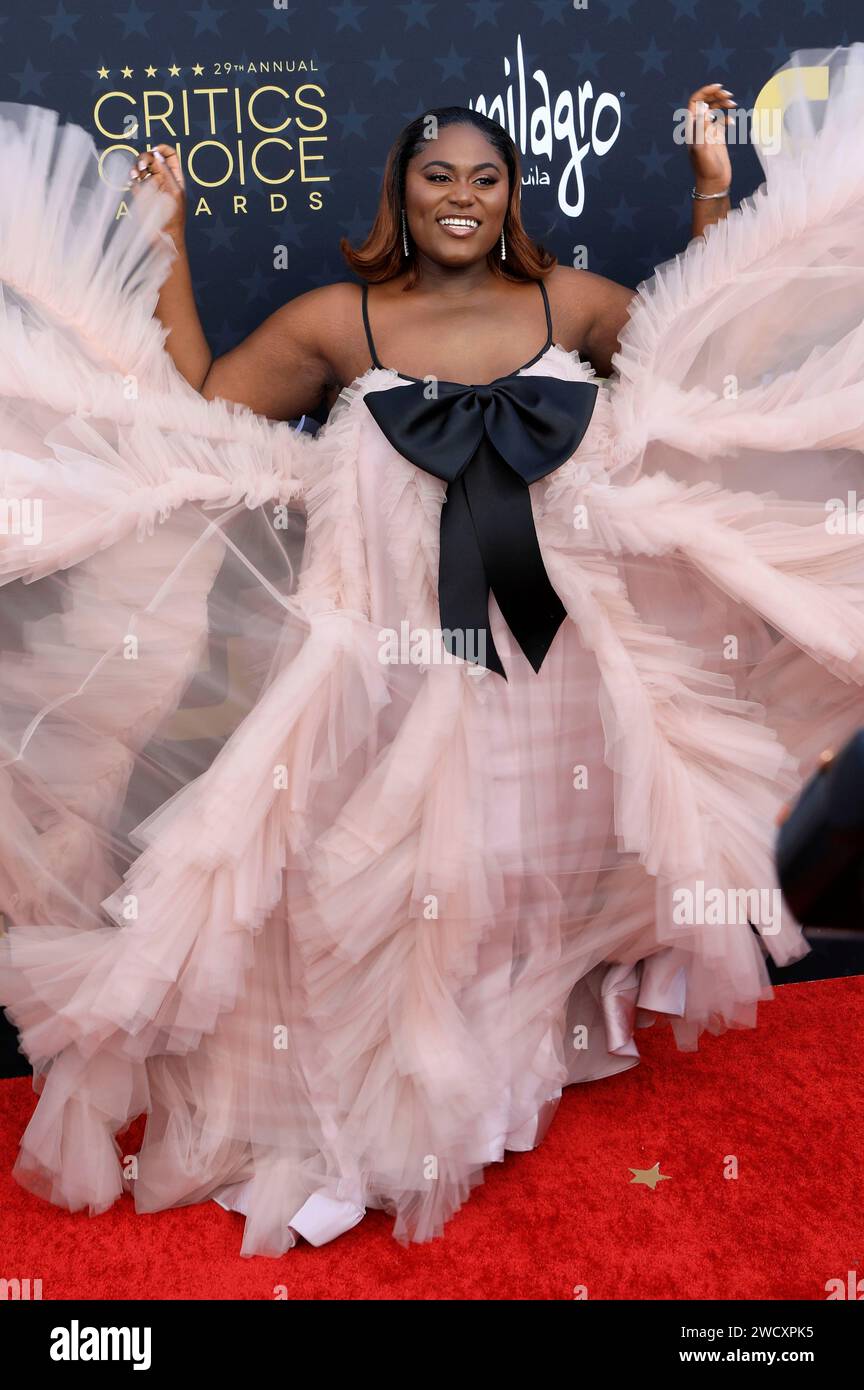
[364,374,599,678]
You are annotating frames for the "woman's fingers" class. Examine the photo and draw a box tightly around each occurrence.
[685,82,738,149]
[128,145,188,243]
[688,81,737,112]
[129,144,185,198]
[687,82,737,137]
[150,143,186,192]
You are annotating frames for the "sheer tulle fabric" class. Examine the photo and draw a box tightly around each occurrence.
[1,45,864,1256]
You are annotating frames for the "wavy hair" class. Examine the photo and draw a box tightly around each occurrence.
[339,106,557,288]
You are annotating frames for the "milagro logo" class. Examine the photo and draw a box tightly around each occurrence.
[470,32,622,216]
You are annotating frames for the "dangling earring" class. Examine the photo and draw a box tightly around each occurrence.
[500,227,506,261]
[402,208,410,257]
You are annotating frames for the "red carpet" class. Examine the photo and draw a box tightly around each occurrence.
[1,977,861,1300]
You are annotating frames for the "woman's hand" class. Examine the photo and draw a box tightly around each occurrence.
[686,81,736,192]
[127,143,212,388]
[129,143,187,249]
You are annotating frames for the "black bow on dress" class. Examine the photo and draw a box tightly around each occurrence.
[363,374,599,678]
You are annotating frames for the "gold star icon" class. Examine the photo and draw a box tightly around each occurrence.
[168,64,181,77]
[121,66,133,79]
[145,65,157,78]
[192,63,204,76]
[629,1162,672,1191]
[98,66,109,79]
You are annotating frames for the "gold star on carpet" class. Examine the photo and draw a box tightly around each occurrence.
[168,63,181,77]
[192,63,204,76]
[121,66,133,79]
[145,65,157,77]
[98,66,109,79]
[629,1162,672,1190]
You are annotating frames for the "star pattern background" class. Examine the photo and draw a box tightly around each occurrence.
[0,0,858,398]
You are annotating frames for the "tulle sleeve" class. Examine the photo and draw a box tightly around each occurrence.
[0,98,310,588]
[0,100,312,928]
[609,44,864,482]
[602,43,864,775]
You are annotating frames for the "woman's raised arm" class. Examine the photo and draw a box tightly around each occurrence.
[198,286,345,422]
[686,81,736,239]
[130,143,340,422]
[551,77,739,378]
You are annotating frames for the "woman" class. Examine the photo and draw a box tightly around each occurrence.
[1,47,863,1258]
[130,83,734,414]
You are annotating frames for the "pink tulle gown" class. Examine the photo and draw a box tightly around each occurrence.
[1,45,863,1257]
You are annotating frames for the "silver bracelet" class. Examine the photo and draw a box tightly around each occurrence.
[692,185,731,200]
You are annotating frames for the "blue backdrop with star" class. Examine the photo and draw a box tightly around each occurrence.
[1,0,858,413]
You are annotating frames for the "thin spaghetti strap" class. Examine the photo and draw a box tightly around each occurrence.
[537,278,554,349]
[361,282,385,369]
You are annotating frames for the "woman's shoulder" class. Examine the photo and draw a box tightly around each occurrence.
[278,280,363,325]
[543,263,631,315]
[270,281,366,371]
[286,282,376,405]
[543,265,635,360]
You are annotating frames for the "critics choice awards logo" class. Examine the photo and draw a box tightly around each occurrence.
[93,58,328,216]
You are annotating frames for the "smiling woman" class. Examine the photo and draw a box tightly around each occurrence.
[327,110,636,391]
[340,105,556,288]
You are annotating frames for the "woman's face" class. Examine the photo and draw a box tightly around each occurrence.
[403,123,510,268]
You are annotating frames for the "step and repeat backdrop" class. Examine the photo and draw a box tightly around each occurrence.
[2,0,858,400]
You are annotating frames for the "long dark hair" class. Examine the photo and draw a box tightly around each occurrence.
[340,106,557,288]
